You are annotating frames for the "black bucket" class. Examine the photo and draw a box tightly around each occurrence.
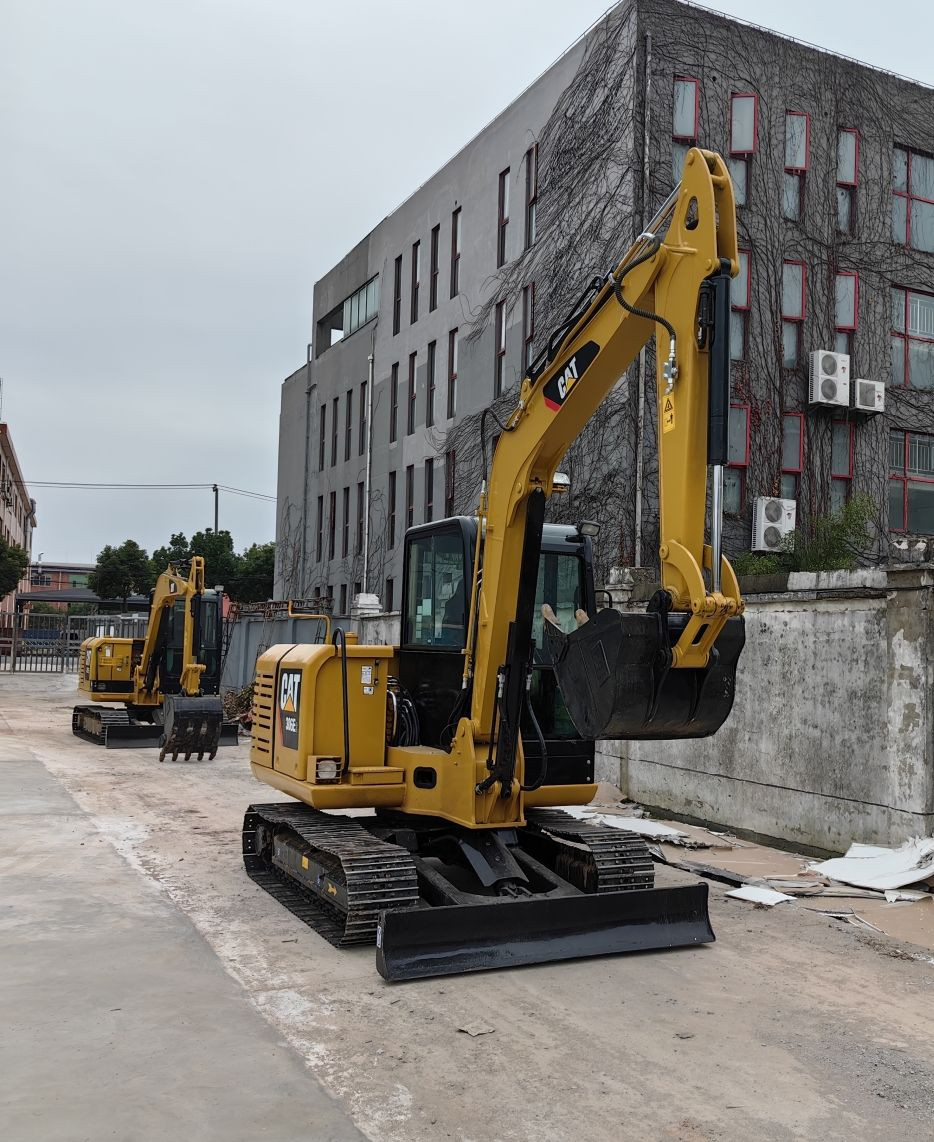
[543,607,745,740]
[160,695,226,761]
[375,883,713,981]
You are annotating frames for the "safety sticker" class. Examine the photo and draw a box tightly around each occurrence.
[662,394,675,433]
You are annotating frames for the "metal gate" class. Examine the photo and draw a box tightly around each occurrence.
[0,612,149,673]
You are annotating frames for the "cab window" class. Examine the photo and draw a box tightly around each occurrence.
[531,552,584,663]
[404,530,467,647]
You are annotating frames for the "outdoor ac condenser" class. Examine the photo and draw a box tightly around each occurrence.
[753,496,796,552]
[809,350,850,408]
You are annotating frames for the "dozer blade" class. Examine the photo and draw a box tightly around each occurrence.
[544,608,745,740]
[160,695,227,761]
[375,883,713,981]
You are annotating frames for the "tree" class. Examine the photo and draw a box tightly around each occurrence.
[150,532,190,576]
[0,537,29,602]
[189,528,241,590]
[228,542,275,602]
[89,541,153,607]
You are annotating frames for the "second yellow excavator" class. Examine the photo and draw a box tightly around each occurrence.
[243,148,745,979]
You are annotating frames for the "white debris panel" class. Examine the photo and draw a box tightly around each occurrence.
[810,838,934,891]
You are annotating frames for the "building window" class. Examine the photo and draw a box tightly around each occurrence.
[525,144,538,248]
[356,482,365,554]
[522,283,535,373]
[730,93,757,154]
[725,404,749,514]
[673,77,699,140]
[494,300,506,396]
[831,421,853,513]
[731,249,750,361]
[405,464,415,529]
[411,239,420,324]
[893,146,934,253]
[315,275,379,356]
[450,207,461,298]
[891,287,934,390]
[339,583,347,615]
[388,471,397,548]
[497,168,510,268]
[344,389,353,462]
[390,362,399,442]
[447,328,458,418]
[318,405,326,471]
[407,351,417,435]
[385,577,394,612]
[837,129,859,234]
[781,412,803,500]
[358,381,367,456]
[426,340,436,428]
[782,260,806,369]
[429,224,440,311]
[341,486,350,557]
[392,254,402,335]
[783,111,809,222]
[330,397,339,466]
[834,272,858,359]
[424,457,434,523]
[316,495,324,562]
[783,172,802,221]
[890,430,934,532]
[328,490,336,560]
[728,158,748,207]
[445,450,456,515]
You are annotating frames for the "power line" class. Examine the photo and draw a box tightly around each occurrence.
[25,480,276,502]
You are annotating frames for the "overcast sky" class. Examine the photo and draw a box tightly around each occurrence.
[2,0,930,564]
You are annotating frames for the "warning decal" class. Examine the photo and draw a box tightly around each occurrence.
[278,668,302,749]
[662,394,675,433]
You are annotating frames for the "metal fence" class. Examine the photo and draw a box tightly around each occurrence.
[0,612,149,673]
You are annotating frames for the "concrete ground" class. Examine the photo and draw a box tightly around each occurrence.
[2,672,934,1141]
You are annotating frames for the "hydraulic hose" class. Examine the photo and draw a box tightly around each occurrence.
[520,685,548,792]
[332,627,351,767]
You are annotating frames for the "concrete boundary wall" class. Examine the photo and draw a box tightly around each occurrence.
[597,567,934,852]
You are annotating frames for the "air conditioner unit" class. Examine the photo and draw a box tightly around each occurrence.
[753,496,796,552]
[809,350,850,408]
[852,378,885,414]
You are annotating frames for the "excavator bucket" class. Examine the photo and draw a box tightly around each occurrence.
[543,608,745,740]
[375,883,713,981]
[159,694,228,761]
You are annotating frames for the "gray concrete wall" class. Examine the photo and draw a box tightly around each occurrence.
[598,567,934,851]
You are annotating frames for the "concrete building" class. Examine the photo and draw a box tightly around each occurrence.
[275,0,934,609]
[0,423,36,620]
[24,561,96,612]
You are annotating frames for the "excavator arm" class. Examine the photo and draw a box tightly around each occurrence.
[137,556,209,698]
[459,148,745,814]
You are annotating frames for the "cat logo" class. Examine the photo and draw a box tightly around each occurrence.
[278,668,302,749]
[542,341,600,411]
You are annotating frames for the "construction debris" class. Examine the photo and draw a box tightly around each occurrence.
[810,838,934,892]
[725,885,795,907]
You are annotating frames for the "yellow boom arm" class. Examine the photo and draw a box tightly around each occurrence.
[136,556,209,697]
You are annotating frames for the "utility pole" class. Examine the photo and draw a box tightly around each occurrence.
[213,484,219,533]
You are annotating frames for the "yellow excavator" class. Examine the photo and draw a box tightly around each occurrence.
[73,557,236,760]
[243,148,745,979]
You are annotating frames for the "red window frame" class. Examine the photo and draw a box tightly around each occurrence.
[389,362,399,443]
[889,430,934,533]
[410,240,420,324]
[522,282,535,373]
[426,340,436,428]
[429,224,440,311]
[733,249,751,310]
[525,144,538,249]
[831,420,854,511]
[782,260,807,320]
[494,300,506,396]
[406,351,417,435]
[424,457,434,523]
[450,207,461,298]
[447,328,458,418]
[392,254,402,335]
[837,129,860,187]
[891,286,934,389]
[497,168,510,268]
[893,146,934,248]
[387,471,397,548]
[729,93,758,155]
[784,111,810,172]
[405,464,414,530]
[726,402,750,510]
[672,76,700,141]
[781,411,804,497]
[835,271,859,333]
[444,450,456,515]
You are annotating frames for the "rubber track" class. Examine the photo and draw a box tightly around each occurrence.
[243,803,419,947]
[72,705,137,745]
[525,808,655,893]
